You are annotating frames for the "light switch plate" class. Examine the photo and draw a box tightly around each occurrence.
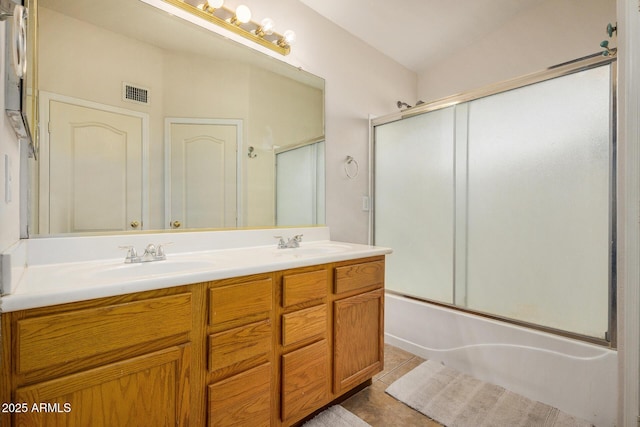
[362,195,370,212]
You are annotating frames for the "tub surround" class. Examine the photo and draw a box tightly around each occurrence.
[0,227,391,312]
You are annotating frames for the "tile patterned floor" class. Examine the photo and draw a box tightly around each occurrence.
[340,344,444,426]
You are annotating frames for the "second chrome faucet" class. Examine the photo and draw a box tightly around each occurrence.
[275,234,303,249]
[120,243,169,263]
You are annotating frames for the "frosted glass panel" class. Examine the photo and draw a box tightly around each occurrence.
[464,66,611,338]
[276,142,324,226]
[375,108,455,303]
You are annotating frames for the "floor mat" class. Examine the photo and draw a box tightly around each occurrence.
[385,360,593,427]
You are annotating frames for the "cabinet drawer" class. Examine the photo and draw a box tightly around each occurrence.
[16,293,192,374]
[209,278,272,329]
[282,304,326,347]
[208,319,271,378]
[334,259,385,294]
[282,269,327,307]
[281,340,329,423]
[208,363,271,427]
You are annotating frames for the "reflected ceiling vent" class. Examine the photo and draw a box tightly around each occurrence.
[122,82,150,105]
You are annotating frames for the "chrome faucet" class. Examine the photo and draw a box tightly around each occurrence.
[275,234,303,249]
[120,243,169,263]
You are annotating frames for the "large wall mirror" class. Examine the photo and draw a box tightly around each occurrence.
[28,0,325,236]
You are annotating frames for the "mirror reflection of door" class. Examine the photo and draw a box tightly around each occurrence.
[166,118,241,229]
[40,93,148,234]
[275,141,325,226]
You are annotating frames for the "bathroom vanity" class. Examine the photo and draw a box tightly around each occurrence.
[0,228,389,426]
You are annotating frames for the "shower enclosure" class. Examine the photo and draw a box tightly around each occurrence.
[374,55,615,344]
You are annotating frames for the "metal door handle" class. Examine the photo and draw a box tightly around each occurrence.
[130,220,140,229]
[171,221,181,229]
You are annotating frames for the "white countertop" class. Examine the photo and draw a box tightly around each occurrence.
[0,228,391,312]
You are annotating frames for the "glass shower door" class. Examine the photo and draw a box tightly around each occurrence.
[374,108,455,303]
[461,66,611,338]
[374,61,613,341]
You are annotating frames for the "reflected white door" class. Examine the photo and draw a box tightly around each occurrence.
[167,120,239,229]
[46,99,145,234]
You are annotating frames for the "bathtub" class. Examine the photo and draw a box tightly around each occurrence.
[384,293,617,427]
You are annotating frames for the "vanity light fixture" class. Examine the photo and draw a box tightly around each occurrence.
[162,0,295,56]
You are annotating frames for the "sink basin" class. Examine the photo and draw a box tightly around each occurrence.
[275,243,352,257]
[90,259,216,279]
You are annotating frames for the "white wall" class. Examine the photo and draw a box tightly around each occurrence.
[418,0,616,103]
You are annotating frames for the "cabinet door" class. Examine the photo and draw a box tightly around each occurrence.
[281,340,329,424]
[333,288,384,394]
[14,345,190,427]
[208,363,271,427]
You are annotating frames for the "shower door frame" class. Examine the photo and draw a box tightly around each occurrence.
[370,53,617,348]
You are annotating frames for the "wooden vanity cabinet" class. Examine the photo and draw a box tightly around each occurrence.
[0,256,386,427]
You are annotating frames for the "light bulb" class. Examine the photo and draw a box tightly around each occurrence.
[260,18,275,36]
[200,0,223,12]
[235,5,251,23]
[283,30,296,45]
